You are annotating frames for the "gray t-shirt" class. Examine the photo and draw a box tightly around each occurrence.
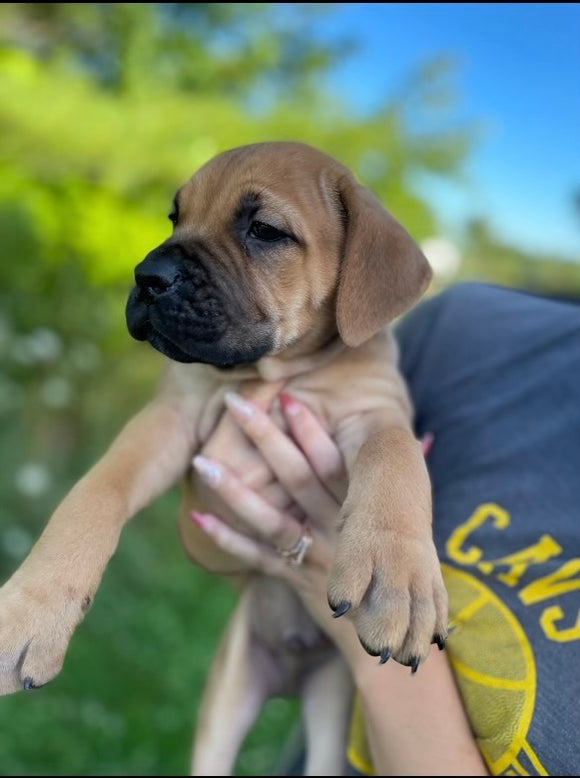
[394,282,580,776]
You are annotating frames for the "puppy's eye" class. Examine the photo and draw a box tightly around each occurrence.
[249,221,287,242]
[168,212,178,226]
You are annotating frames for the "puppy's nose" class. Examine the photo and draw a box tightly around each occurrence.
[134,249,181,299]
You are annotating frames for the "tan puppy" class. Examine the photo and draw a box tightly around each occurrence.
[0,142,448,774]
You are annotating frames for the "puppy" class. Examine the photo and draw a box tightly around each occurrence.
[0,142,448,775]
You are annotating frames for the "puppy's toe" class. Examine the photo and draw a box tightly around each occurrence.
[394,589,438,667]
[352,586,411,662]
[327,531,374,615]
[19,634,68,691]
[432,576,450,646]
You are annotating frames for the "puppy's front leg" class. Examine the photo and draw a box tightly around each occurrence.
[329,419,448,668]
[0,395,201,695]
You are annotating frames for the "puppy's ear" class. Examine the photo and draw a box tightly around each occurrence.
[335,174,432,347]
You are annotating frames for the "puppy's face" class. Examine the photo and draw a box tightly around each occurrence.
[126,143,344,367]
[126,142,431,367]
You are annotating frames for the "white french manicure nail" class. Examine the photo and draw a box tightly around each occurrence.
[224,392,254,420]
[193,456,222,487]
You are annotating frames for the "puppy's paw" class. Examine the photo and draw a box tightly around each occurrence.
[327,517,448,670]
[0,575,92,695]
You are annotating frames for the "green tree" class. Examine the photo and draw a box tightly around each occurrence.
[459,219,580,297]
[0,3,344,95]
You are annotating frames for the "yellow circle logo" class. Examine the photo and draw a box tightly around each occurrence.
[443,563,546,775]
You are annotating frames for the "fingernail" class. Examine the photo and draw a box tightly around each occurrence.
[224,392,254,420]
[192,456,222,487]
[191,511,213,531]
[420,431,434,457]
[331,601,351,619]
[280,392,301,417]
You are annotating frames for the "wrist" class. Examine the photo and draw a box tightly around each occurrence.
[329,619,382,681]
[331,621,416,693]
[349,648,386,691]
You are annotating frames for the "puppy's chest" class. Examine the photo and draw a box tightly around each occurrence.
[197,378,287,448]
[195,372,380,480]
[169,329,409,466]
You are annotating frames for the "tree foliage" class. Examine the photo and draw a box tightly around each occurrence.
[0,3,343,94]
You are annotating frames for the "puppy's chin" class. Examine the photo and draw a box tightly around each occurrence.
[126,305,272,370]
[146,328,273,368]
[146,330,202,364]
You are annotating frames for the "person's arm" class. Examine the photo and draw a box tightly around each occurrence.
[191,392,489,776]
[345,636,488,776]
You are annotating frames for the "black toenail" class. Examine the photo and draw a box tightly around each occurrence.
[379,649,391,665]
[331,601,351,619]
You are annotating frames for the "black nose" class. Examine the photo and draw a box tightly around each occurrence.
[134,247,181,299]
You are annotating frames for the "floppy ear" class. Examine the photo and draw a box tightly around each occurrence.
[335,174,433,347]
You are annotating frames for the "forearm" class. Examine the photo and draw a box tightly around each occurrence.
[347,644,489,776]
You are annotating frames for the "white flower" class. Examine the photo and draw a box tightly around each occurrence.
[26,328,63,362]
[15,462,51,497]
[40,376,73,409]
[11,328,63,365]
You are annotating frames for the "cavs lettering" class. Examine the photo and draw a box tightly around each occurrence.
[447,503,580,644]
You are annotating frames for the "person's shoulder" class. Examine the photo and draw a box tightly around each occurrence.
[395,281,580,390]
[398,281,580,344]
[431,281,580,316]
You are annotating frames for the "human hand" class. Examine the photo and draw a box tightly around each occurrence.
[191,392,359,648]
[191,392,435,665]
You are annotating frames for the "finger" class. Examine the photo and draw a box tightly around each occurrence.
[191,511,288,578]
[420,432,434,457]
[280,393,347,502]
[193,455,305,553]
[223,393,339,524]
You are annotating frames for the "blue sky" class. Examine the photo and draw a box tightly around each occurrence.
[307,3,580,259]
